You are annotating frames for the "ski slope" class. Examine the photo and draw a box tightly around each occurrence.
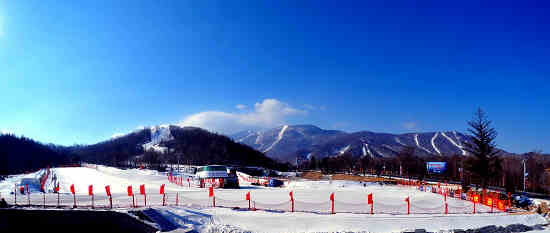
[263,125,288,153]
[0,166,547,233]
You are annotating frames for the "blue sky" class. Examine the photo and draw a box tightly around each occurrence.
[1,1,549,153]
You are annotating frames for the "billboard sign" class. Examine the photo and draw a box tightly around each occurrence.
[427,162,447,174]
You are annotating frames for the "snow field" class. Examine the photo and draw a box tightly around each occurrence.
[1,166,547,233]
[3,167,498,214]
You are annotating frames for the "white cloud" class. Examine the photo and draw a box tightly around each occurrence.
[235,104,247,110]
[403,122,418,130]
[179,99,306,134]
[111,133,127,139]
[1,129,14,135]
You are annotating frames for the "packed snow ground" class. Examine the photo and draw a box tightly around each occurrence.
[0,166,547,233]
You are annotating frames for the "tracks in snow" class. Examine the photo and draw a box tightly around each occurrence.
[263,125,288,153]
[414,134,432,154]
[441,132,466,155]
[431,132,441,155]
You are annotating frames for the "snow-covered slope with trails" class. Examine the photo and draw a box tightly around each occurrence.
[142,125,174,153]
[263,125,288,153]
[234,125,474,161]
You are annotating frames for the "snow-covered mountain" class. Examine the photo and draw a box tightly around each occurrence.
[71,125,278,168]
[232,125,472,162]
[142,125,174,153]
[234,125,345,160]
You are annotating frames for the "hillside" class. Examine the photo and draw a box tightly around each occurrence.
[0,134,69,175]
[232,125,473,162]
[71,125,285,170]
[0,125,288,175]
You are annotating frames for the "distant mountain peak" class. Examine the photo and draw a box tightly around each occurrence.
[232,125,473,163]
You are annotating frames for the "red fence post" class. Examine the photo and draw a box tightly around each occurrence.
[140,184,146,207]
[128,186,135,208]
[246,191,251,209]
[444,191,447,214]
[330,193,335,214]
[490,194,494,213]
[70,184,76,208]
[289,191,294,212]
[473,194,477,214]
[405,196,410,215]
[105,185,112,208]
[368,193,373,215]
[507,192,511,210]
[209,186,214,207]
[160,184,166,206]
[26,184,30,207]
[89,185,94,209]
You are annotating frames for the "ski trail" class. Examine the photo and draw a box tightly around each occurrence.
[414,134,431,153]
[263,125,288,153]
[441,132,466,155]
[431,132,441,155]
[255,132,263,145]
[373,148,386,157]
[395,137,407,146]
[238,131,256,142]
[362,143,373,158]
[339,145,351,154]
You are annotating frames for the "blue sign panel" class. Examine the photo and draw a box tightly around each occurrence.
[427,162,447,174]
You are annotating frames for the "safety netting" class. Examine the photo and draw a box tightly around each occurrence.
[215,196,249,209]
[0,185,508,215]
[294,200,331,214]
[254,200,292,212]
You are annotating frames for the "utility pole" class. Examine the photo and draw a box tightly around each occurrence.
[296,156,298,173]
[522,159,526,192]
[460,158,464,183]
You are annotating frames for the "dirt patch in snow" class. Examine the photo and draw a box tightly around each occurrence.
[331,174,395,183]
[300,172,324,180]
[300,172,396,183]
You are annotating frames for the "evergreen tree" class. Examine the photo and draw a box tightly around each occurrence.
[464,108,501,189]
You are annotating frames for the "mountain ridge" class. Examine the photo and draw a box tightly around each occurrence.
[232,124,476,162]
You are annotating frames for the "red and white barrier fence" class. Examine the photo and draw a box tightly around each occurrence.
[4,182,509,215]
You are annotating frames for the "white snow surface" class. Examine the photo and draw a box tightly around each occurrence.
[339,145,351,155]
[238,131,257,142]
[263,125,288,153]
[395,137,407,147]
[363,144,373,158]
[441,132,467,155]
[431,132,441,155]
[414,134,431,154]
[1,166,547,233]
[142,125,174,153]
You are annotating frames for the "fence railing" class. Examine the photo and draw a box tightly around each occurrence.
[2,188,507,215]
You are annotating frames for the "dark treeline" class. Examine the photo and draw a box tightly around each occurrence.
[71,126,291,171]
[70,129,151,167]
[1,126,292,176]
[303,109,550,194]
[306,149,550,194]
[137,126,291,171]
[0,134,70,175]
